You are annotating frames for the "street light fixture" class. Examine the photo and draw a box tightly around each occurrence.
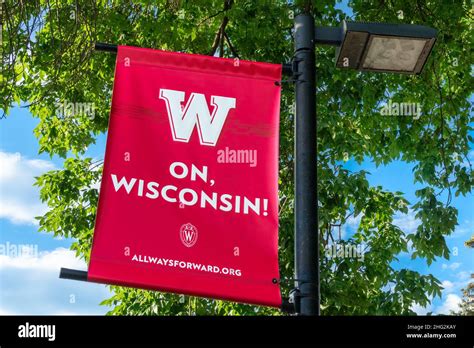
[335,21,437,74]
[292,15,437,316]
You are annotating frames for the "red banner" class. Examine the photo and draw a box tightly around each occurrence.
[88,45,282,307]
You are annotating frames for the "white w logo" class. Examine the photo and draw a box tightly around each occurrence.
[159,89,236,146]
[183,230,194,242]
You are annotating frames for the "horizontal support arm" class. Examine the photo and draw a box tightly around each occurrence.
[59,266,293,311]
[95,42,117,52]
[314,26,342,46]
[60,268,88,282]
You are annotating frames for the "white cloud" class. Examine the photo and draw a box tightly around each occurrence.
[393,211,471,240]
[0,247,83,270]
[456,271,470,280]
[433,275,472,315]
[393,210,420,235]
[392,210,420,258]
[410,294,436,315]
[347,214,362,228]
[341,214,362,239]
[442,262,461,271]
[0,247,110,315]
[0,151,55,225]
[448,219,472,239]
[435,294,462,315]
[412,280,467,315]
[411,302,433,315]
[441,280,454,292]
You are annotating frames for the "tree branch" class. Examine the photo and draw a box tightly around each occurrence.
[208,0,233,56]
[209,16,228,56]
[223,31,240,58]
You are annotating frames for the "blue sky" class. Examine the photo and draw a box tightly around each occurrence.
[0,107,110,315]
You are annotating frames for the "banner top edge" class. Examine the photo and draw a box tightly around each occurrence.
[117,45,282,81]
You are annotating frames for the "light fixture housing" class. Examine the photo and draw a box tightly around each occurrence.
[335,21,437,74]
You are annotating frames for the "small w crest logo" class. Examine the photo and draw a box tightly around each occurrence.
[180,223,198,248]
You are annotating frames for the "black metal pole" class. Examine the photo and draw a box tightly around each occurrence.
[294,13,319,315]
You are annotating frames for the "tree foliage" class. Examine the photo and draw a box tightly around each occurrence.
[455,236,474,316]
[2,0,473,315]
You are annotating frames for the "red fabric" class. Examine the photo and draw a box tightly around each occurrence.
[88,45,282,307]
